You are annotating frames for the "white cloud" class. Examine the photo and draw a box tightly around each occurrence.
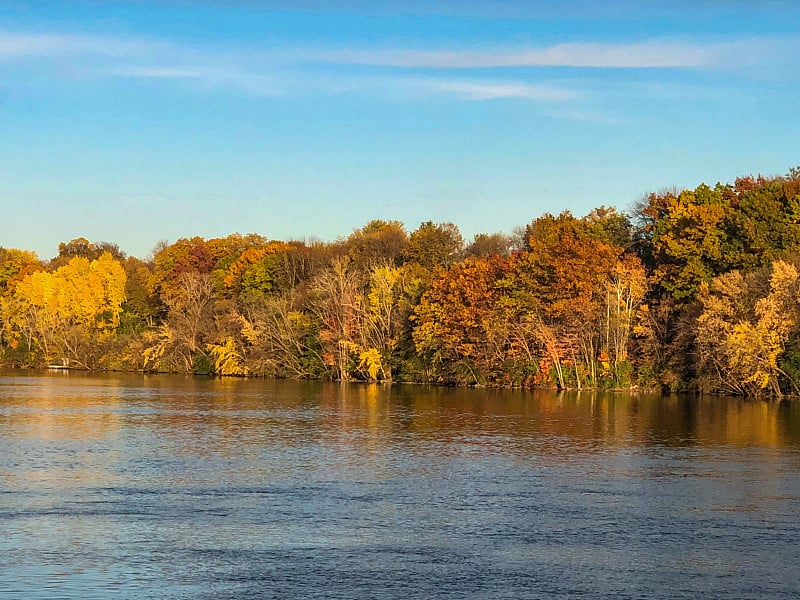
[108,65,284,96]
[275,73,578,103]
[4,30,792,72]
[0,31,164,59]
[3,28,798,104]
[427,79,576,101]
[312,42,716,69]
[310,37,800,71]
[112,66,206,79]
[105,64,577,103]
[545,108,621,124]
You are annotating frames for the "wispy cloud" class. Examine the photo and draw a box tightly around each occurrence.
[16,28,580,103]
[313,35,800,72]
[108,65,283,96]
[312,41,717,69]
[0,31,164,59]
[112,66,207,79]
[5,30,790,71]
[325,74,579,103]
[108,66,577,104]
[3,28,797,109]
[545,108,621,125]
[426,79,576,101]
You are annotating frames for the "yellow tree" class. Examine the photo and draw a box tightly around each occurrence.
[637,185,731,301]
[347,263,426,381]
[54,253,126,367]
[3,253,126,367]
[208,336,249,376]
[2,270,60,362]
[602,255,648,380]
[697,260,799,396]
[56,253,126,328]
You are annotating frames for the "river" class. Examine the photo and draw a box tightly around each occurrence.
[1,371,799,598]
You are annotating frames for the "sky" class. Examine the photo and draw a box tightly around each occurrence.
[2,0,800,260]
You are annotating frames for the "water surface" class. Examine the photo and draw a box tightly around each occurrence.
[1,372,799,598]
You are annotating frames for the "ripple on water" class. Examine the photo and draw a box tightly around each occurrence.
[1,376,800,598]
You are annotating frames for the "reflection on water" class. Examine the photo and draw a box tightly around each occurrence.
[1,371,799,599]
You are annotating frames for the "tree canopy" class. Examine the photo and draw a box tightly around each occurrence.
[2,166,800,396]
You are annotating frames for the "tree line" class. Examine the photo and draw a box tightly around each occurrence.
[2,167,800,396]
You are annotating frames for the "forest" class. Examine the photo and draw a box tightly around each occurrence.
[2,167,800,397]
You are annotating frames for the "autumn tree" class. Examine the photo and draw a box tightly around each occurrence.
[601,255,648,383]
[356,264,426,380]
[464,233,512,258]
[308,258,365,381]
[515,212,623,387]
[640,186,731,300]
[0,248,41,294]
[220,241,296,300]
[2,253,126,368]
[403,221,464,270]
[143,272,215,373]
[412,255,511,384]
[50,238,126,269]
[236,291,324,378]
[346,220,408,269]
[117,256,158,334]
[696,260,799,396]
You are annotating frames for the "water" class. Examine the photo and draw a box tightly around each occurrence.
[1,372,799,599]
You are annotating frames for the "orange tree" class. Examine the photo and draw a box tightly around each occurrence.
[412,254,512,384]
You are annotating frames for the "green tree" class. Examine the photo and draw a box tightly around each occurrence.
[582,206,633,248]
[723,175,800,270]
[638,185,731,301]
[403,221,464,270]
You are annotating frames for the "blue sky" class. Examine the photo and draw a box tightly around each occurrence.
[2,1,799,259]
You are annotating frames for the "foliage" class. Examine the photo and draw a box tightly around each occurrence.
[638,185,731,301]
[346,220,408,269]
[697,261,799,396]
[0,247,41,293]
[1,253,126,368]
[209,337,249,376]
[3,165,800,396]
[412,254,512,384]
[464,233,512,258]
[403,221,464,269]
